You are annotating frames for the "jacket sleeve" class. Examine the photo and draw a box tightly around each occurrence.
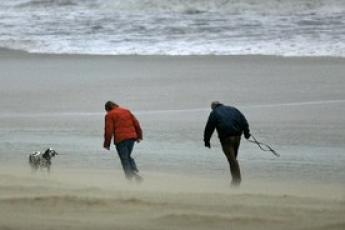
[103,114,114,148]
[131,113,143,140]
[204,112,216,144]
[240,112,250,137]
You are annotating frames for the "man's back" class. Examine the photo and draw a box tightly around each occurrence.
[203,102,251,185]
[213,105,247,136]
[204,104,250,142]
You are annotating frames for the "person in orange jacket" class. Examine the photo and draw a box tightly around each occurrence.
[103,101,143,182]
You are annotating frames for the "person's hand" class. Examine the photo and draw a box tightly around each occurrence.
[204,142,211,148]
[136,138,142,143]
[244,133,251,139]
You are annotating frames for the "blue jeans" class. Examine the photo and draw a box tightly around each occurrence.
[115,139,138,179]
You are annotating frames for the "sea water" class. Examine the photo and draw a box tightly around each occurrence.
[0,0,345,56]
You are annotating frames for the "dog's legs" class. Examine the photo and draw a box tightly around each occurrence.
[29,160,38,174]
[30,165,37,174]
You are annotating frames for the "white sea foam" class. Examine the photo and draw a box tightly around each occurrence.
[0,0,345,56]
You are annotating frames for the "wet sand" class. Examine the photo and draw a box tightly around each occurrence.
[0,49,345,229]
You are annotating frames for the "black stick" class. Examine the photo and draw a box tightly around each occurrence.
[247,135,280,157]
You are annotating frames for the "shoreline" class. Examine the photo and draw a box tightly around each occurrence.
[1,47,345,61]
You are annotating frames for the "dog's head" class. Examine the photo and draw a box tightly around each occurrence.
[42,148,58,160]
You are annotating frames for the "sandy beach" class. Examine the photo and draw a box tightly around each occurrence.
[0,168,344,230]
[0,49,345,229]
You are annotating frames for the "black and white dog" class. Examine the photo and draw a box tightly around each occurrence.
[29,148,58,172]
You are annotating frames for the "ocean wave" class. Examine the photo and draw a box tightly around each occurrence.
[107,0,345,15]
[1,39,344,57]
[21,0,77,7]
[1,0,345,56]
[8,0,345,14]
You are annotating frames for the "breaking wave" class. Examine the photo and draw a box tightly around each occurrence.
[8,0,345,14]
[1,0,345,56]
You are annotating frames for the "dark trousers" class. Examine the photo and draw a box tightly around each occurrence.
[115,139,138,179]
[221,136,242,185]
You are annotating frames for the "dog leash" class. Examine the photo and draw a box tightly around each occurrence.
[247,134,280,157]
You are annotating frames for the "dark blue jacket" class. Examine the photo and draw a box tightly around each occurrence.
[204,104,250,143]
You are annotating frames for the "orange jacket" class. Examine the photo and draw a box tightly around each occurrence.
[103,107,143,147]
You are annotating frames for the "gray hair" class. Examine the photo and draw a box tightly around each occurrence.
[211,101,222,110]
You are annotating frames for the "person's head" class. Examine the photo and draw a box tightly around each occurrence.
[105,101,118,112]
[211,101,222,110]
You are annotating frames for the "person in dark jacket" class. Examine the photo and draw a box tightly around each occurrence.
[103,101,143,182]
[204,101,251,186]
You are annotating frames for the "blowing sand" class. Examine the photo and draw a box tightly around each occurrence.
[0,168,344,230]
[0,49,345,229]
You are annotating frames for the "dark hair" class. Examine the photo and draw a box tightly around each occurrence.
[105,101,118,111]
